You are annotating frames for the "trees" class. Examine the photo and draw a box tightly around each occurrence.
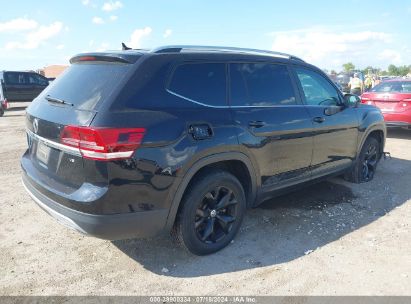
[387,64,399,76]
[362,66,376,75]
[386,64,411,76]
[342,62,355,72]
[330,63,410,76]
[398,65,411,76]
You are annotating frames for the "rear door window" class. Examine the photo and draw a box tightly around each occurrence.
[168,62,227,107]
[230,63,297,107]
[28,73,48,86]
[38,62,132,111]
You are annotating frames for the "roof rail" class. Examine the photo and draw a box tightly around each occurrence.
[151,45,304,62]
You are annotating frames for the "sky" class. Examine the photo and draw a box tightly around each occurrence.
[1,0,411,71]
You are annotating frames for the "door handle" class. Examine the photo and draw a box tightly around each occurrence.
[313,117,325,123]
[248,120,266,128]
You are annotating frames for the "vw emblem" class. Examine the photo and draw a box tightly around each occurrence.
[33,118,39,133]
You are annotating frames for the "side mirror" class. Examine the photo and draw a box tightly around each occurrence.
[343,94,361,107]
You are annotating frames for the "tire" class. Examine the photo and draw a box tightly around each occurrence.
[345,136,381,183]
[0,106,4,117]
[172,170,246,255]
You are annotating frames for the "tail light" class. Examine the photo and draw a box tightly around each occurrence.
[402,98,411,105]
[2,99,8,109]
[361,97,374,105]
[61,126,145,161]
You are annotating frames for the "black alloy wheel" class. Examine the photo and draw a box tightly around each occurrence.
[172,170,246,255]
[194,186,238,243]
[361,141,379,182]
[345,136,381,183]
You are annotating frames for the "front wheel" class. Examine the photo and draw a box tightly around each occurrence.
[0,106,4,117]
[345,136,381,183]
[172,170,246,255]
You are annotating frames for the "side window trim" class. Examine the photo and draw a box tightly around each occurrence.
[291,65,344,106]
[166,61,229,108]
[228,61,302,108]
[21,73,29,85]
[166,88,228,108]
[286,64,304,106]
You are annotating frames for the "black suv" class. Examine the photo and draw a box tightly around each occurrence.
[0,71,49,116]
[21,46,386,255]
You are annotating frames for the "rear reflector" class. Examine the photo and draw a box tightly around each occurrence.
[61,126,145,161]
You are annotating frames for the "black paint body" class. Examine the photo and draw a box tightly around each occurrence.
[21,50,386,239]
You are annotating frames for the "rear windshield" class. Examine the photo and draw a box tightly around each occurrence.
[370,81,411,93]
[38,62,132,110]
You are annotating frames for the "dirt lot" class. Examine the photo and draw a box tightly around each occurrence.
[0,106,410,296]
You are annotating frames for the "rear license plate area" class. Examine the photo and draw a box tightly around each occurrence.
[36,141,51,165]
[375,101,396,112]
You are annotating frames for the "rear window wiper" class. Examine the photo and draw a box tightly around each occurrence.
[45,95,74,107]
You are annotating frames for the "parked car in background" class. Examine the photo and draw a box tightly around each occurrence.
[336,73,351,93]
[0,71,49,116]
[361,79,411,128]
[21,46,386,255]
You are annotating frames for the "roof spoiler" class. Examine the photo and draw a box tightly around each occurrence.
[70,53,137,64]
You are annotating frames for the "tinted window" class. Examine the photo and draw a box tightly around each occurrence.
[230,63,296,106]
[168,63,226,106]
[5,72,27,85]
[295,68,341,106]
[28,73,48,86]
[37,63,132,110]
[370,81,411,93]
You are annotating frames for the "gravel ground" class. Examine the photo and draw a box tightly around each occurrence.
[0,107,410,296]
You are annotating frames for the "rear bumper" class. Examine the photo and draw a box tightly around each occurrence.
[383,112,411,127]
[385,121,411,128]
[22,173,169,240]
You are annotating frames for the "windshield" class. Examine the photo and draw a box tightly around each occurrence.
[370,81,411,93]
[37,62,133,111]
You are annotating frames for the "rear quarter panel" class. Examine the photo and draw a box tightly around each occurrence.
[356,104,386,153]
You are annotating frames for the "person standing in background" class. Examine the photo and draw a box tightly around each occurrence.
[373,76,381,87]
[348,73,363,95]
[364,75,373,92]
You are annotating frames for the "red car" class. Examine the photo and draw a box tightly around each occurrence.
[361,79,411,128]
